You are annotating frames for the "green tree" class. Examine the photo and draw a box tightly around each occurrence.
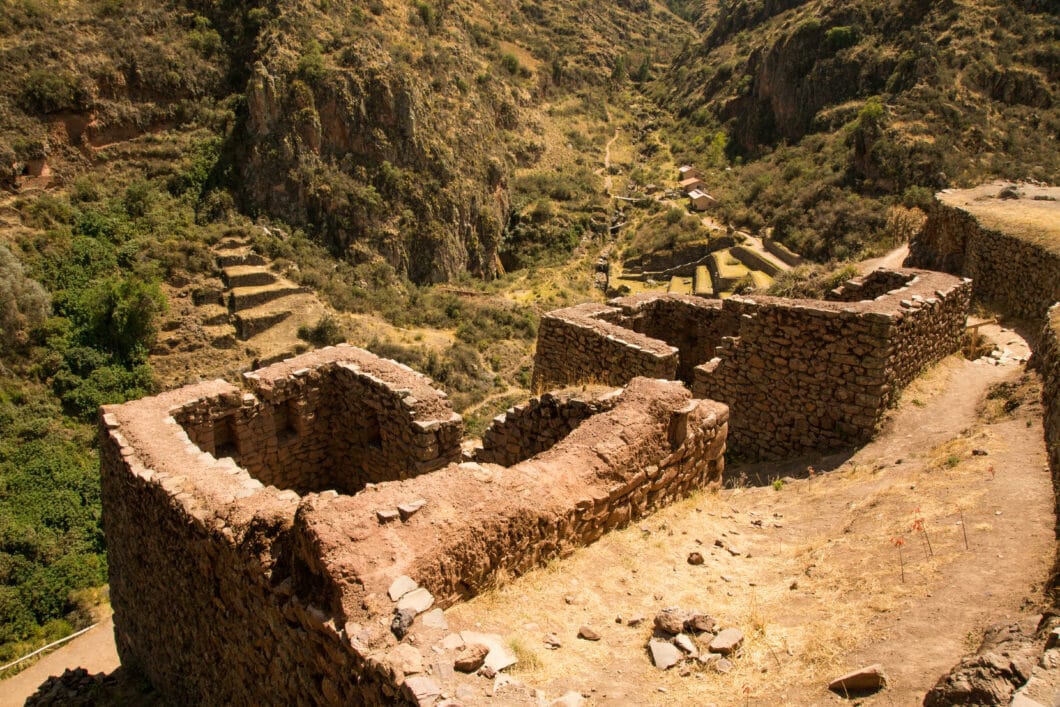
[634,55,651,83]
[71,277,166,363]
[0,245,50,356]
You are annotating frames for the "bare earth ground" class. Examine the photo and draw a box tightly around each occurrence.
[0,617,118,707]
[2,319,1053,705]
[445,323,1054,705]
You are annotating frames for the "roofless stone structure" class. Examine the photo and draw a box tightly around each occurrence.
[100,347,726,704]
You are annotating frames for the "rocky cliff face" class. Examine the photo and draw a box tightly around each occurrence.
[669,0,1056,156]
[239,58,509,283]
[655,0,1058,261]
[223,0,683,284]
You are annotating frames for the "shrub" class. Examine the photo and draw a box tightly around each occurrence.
[297,315,346,347]
[0,245,50,356]
[69,277,166,363]
[824,26,858,52]
[297,40,327,83]
[501,53,521,75]
[20,69,83,113]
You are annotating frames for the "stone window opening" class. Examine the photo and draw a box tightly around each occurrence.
[363,410,382,450]
[213,415,240,461]
[274,398,300,442]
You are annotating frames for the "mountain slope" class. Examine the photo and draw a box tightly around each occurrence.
[652,0,1058,259]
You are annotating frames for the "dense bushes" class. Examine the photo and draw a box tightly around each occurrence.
[19,69,86,113]
[0,245,50,356]
[14,181,176,420]
[0,381,104,663]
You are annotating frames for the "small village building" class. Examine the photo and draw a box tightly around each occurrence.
[680,176,705,194]
[689,189,718,211]
[678,165,698,180]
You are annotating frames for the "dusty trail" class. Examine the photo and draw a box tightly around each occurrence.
[0,618,119,707]
[860,243,911,274]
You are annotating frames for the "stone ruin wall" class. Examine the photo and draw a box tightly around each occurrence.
[908,194,1060,492]
[1042,306,1060,507]
[532,269,970,460]
[908,199,1060,321]
[100,346,728,705]
[531,302,678,390]
[696,272,969,459]
[173,348,463,494]
[599,293,740,383]
[475,388,621,467]
[905,190,1060,699]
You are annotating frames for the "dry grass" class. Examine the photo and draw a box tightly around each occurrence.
[938,183,1060,255]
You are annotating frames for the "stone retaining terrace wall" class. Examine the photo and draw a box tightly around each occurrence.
[533,269,970,459]
[101,346,728,705]
[908,191,1060,321]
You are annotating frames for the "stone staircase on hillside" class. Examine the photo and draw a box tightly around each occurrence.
[150,235,330,385]
[213,238,326,351]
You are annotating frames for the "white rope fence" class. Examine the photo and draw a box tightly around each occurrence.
[0,622,101,674]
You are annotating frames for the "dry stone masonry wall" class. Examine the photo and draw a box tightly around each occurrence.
[697,270,969,459]
[908,189,1060,321]
[533,269,969,459]
[906,185,1060,700]
[600,293,740,383]
[475,388,621,467]
[531,302,678,389]
[908,184,1060,504]
[174,347,462,494]
[100,346,727,705]
[1039,306,1060,513]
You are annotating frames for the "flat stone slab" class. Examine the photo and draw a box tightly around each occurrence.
[391,643,425,675]
[440,633,464,651]
[398,499,427,521]
[674,633,698,657]
[1010,694,1047,707]
[649,639,682,670]
[377,509,400,524]
[709,628,744,655]
[388,575,418,602]
[397,587,435,614]
[421,608,447,630]
[828,664,889,694]
[402,676,441,706]
[460,631,518,672]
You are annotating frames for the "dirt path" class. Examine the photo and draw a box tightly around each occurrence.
[0,618,120,707]
[447,325,1054,705]
[600,128,619,197]
[860,243,910,274]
